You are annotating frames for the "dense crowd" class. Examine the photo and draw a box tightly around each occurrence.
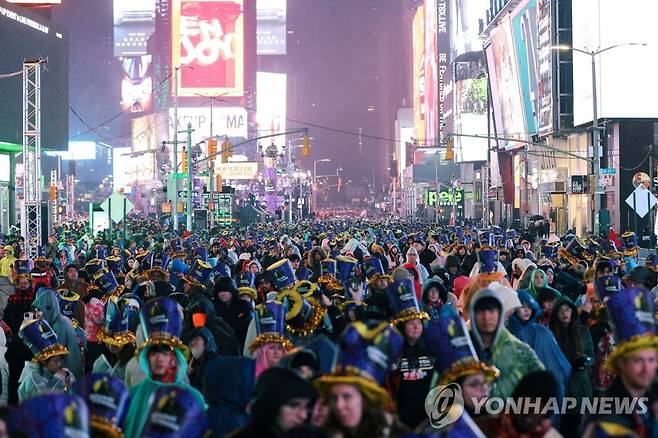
[0,219,655,437]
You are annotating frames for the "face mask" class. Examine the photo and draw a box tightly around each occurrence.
[190,346,204,359]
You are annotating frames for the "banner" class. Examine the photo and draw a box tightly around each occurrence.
[172,0,245,96]
[215,161,258,180]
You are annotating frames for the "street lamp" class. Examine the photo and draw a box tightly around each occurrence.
[553,42,647,236]
[313,158,331,214]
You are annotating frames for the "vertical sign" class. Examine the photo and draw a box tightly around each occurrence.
[437,0,450,147]
[536,0,553,134]
[172,0,245,96]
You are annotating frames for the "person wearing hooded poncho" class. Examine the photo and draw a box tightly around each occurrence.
[506,290,571,401]
[122,297,206,438]
[468,287,544,399]
[31,288,84,379]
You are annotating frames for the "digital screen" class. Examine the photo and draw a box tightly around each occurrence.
[112,147,132,192]
[412,5,425,144]
[256,71,286,150]
[113,0,156,57]
[572,0,656,125]
[169,106,248,148]
[0,0,68,150]
[454,76,489,162]
[256,0,286,55]
[424,0,438,146]
[172,0,245,97]
[485,15,527,150]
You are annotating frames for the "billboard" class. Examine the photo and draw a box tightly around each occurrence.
[412,5,425,144]
[572,0,656,125]
[424,0,438,146]
[454,76,489,162]
[256,71,286,142]
[120,55,153,113]
[510,0,538,134]
[45,141,97,161]
[113,0,156,57]
[169,107,248,147]
[172,0,245,97]
[535,0,552,134]
[256,0,286,55]
[112,147,132,191]
[113,146,156,187]
[485,15,527,149]
[0,0,68,150]
[215,161,257,179]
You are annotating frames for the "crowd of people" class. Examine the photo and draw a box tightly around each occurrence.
[0,218,655,437]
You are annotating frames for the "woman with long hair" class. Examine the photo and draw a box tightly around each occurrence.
[549,296,594,436]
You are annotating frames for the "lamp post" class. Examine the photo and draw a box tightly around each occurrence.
[313,158,331,215]
[553,42,646,236]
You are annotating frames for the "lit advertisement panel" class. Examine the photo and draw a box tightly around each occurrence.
[112,147,132,192]
[572,0,657,125]
[256,0,286,55]
[0,0,68,150]
[535,0,552,134]
[6,1,61,3]
[120,55,153,113]
[424,0,438,145]
[172,0,245,97]
[113,0,156,57]
[454,76,489,162]
[169,106,248,147]
[0,154,9,182]
[256,72,286,144]
[510,0,538,134]
[485,15,526,150]
[46,141,97,161]
[412,5,425,144]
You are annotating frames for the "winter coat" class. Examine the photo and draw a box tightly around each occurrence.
[187,327,219,391]
[506,291,571,399]
[204,357,256,438]
[469,288,544,399]
[213,292,253,346]
[32,289,84,379]
[183,289,242,356]
[549,296,594,403]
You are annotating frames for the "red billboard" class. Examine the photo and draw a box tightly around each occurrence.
[172,0,245,97]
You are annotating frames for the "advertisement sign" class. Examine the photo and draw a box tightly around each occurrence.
[436,0,450,147]
[256,0,286,55]
[169,107,248,146]
[454,76,489,162]
[120,55,153,113]
[113,0,156,57]
[425,0,439,146]
[485,15,527,150]
[412,5,425,144]
[572,0,657,125]
[510,0,538,134]
[536,0,552,134]
[112,147,132,192]
[215,161,257,179]
[0,154,9,182]
[256,71,286,143]
[46,141,97,161]
[426,187,464,206]
[132,113,168,153]
[172,0,245,97]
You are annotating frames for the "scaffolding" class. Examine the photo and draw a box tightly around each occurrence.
[21,60,42,259]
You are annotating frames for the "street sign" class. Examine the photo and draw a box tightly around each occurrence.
[172,173,187,179]
[100,192,134,224]
[600,168,616,175]
[625,186,658,218]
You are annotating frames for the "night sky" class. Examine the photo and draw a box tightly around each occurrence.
[51,0,409,187]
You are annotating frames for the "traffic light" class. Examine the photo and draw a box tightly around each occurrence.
[207,138,218,160]
[301,134,311,157]
[445,136,454,161]
[182,150,187,173]
[216,174,223,190]
[49,185,57,201]
[221,138,232,163]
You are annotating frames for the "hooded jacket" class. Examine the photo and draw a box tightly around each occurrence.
[0,247,16,279]
[204,357,256,438]
[122,345,207,438]
[32,289,84,379]
[506,291,571,399]
[187,327,219,391]
[421,278,457,321]
[213,279,253,345]
[468,288,544,398]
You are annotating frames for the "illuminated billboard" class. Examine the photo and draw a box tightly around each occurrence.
[169,107,248,147]
[256,71,286,143]
[0,0,68,150]
[113,0,156,57]
[454,76,489,162]
[172,0,245,97]
[120,55,153,113]
[256,0,286,55]
[572,0,657,125]
[485,15,527,150]
[412,5,425,144]
[424,0,438,146]
[6,0,61,3]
